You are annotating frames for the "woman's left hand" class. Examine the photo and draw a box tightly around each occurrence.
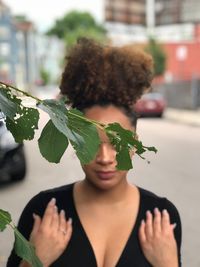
[138,208,178,267]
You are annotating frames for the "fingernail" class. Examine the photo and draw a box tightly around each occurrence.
[154,207,159,213]
[141,219,145,225]
[60,209,65,216]
[172,223,177,229]
[33,213,37,219]
[146,210,151,216]
[162,209,168,215]
[50,198,56,205]
[68,217,73,225]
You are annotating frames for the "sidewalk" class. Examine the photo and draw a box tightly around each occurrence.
[164,108,200,127]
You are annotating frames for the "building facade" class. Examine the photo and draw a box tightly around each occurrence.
[155,0,200,25]
[0,1,65,92]
[0,1,39,90]
[0,1,15,83]
[105,0,146,25]
[105,0,200,26]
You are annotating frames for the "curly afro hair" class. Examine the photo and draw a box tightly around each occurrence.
[60,38,154,110]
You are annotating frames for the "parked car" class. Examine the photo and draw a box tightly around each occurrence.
[134,92,166,117]
[0,112,26,182]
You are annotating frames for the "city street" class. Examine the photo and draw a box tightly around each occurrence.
[0,112,200,267]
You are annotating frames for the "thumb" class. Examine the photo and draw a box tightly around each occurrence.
[31,213,41,235]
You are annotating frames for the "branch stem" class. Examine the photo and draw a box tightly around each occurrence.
[0,82,42,103]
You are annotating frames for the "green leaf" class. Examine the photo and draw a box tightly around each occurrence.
[67,109,100,164]
[38,119,69,163]
[0,86,39,143]
[38,99,77,141]
[145,146,157,153]
[38,101,100,164]
[105,123,135,170]
[0,85,20,118]
[0,209,12,231]
[6,107,39,143]
[116,148,133,170]
[105,122,157,170]
[14,227,42,267]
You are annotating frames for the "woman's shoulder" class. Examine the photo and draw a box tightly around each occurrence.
[138,186,181,222]
[137,186,182,255]
[29,182,75,206]
[40,182,74,197]
[20,183,75,218]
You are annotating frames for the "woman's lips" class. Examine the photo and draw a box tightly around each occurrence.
[96,171,116,180]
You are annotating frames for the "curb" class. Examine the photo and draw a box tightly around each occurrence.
[164,108,200,127]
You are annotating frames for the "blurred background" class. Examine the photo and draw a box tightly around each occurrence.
[0,0,200,267]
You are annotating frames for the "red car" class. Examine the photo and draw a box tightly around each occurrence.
[134,92,166,117]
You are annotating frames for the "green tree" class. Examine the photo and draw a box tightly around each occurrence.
[46,11,107,48]
[145,38,166,77]
[40,67,50,85]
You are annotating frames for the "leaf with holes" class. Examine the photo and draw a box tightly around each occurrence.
[105,122,157,170]
[0,86,39,143]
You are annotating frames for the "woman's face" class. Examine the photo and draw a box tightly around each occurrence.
[82,105,135,191]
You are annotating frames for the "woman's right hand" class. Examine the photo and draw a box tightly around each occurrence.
[29,198,72,267]
[138,208,178,267]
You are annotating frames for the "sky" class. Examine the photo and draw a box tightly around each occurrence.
[5,0,104,32]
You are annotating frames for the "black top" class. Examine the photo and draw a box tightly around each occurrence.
[7,183,182,267]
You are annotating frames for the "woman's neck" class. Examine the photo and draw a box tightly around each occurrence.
[75,179,136,205]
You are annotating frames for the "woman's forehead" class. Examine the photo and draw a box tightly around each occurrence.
[84,105,133,130]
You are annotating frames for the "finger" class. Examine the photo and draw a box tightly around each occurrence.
[58,210,67,232]
[171,223,177,230]
[63,218,73,243]
[31,213,41,235]
[138,220,146,244]
[145,210,153,240]
[161,209,171,233]
[51,205,59,231]
[41,198,56,228]
[153,207,161,235]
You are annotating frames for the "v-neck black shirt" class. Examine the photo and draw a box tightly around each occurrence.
[7,183,182,267]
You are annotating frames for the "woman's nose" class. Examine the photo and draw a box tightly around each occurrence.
[95,142,116,165]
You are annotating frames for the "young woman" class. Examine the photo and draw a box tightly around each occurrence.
[7,39,182,267]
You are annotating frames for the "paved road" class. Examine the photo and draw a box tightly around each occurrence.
[0,113,199,267]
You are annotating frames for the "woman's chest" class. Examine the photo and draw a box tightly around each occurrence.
[53,224,151,267]
[81,210,136,267]
[68,203,149,267]
[51,192,152,267]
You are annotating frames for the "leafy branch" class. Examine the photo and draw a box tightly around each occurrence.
[0,81,157,169]
[0,81,157,266]
[0,209,42,267]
